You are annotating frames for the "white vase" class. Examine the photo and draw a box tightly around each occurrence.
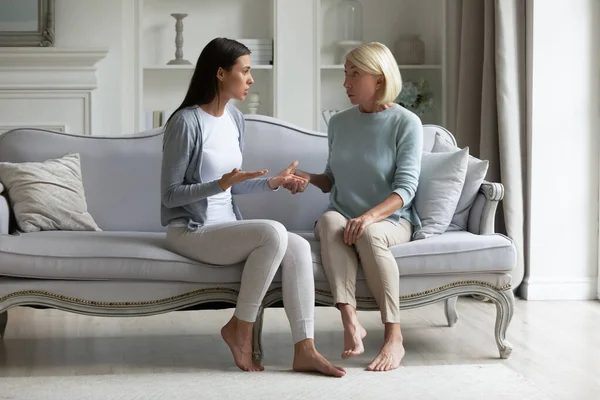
[394,34,425,65]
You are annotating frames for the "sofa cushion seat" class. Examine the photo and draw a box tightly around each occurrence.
[0,231,249,284]
[0,230,515,286]
[297,231,516,282]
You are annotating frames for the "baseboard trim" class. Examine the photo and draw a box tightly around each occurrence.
[520,276,598,300]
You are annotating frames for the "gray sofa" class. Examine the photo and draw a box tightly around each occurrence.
[0,115,516,361]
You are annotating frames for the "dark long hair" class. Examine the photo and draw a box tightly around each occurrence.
[166,37,250,124]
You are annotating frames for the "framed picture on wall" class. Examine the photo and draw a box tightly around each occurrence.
[0,0,54,47]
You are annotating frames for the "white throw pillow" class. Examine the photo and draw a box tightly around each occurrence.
[412,147,469,240]
[0,153,101,233]
[431,133,489,231]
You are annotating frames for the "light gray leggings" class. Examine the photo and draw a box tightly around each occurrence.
[165,220,314,344]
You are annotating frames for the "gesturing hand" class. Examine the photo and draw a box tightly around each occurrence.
[268,161,308,190]
[282,168,310,194]
[218,168,268,190]
[344,214,376,245]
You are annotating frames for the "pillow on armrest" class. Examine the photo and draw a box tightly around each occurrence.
[431,133,489,231]
[412,147,469,239]
[0,194,9,235]
[0,153,100,233]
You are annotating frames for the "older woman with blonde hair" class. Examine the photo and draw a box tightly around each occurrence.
[285,42,423,372]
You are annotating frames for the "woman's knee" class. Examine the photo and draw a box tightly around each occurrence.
[355,225,387,250]
[316,211,346,238]
[255,220,288,248]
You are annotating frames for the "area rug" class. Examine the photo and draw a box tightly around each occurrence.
[0,363,553,400]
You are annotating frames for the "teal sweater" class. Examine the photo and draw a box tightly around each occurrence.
[324,104,423,228]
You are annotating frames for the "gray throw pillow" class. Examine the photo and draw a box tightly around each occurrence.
[431,133,489,231]
[0,153,101,233]
[412,147,469,240]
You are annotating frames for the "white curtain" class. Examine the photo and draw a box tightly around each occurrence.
[447,0,528,291]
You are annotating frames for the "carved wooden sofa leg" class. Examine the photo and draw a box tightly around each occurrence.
[443,288,514,358]
[0,310,7,339]
[445,297,459,327]
[492,289,515,359]
[252,307,265,364]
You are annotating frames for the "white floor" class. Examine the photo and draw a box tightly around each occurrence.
[1,297,599,400]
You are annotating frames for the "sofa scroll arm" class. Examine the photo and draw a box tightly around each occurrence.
[467,181,504,235]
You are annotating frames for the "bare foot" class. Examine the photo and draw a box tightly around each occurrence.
[293,340,346,377]
[342,321,367,359]
[221,317,264,372]
[367,336,405,372]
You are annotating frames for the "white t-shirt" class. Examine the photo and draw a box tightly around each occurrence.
[198,107,243,225]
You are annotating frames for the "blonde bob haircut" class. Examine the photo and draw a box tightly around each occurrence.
[346,42,402,105]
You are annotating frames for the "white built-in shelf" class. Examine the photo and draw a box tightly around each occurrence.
[316,0,446,132]
[321,64,442,70]
[143,64,273,71]
[136,0,277,131]
[134,0,446,132]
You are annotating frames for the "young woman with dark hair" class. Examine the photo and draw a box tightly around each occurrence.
[161,38,345,377]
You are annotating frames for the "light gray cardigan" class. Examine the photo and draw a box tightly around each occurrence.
[160,103,273,228]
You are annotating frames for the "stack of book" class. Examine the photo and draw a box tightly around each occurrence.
[237,38,273,65]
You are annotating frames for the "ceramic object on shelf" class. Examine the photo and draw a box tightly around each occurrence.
[247,93,260,114]
[167,13,192,65]
[394,34,425,65]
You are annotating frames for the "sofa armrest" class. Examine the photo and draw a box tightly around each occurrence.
[467,181,504,235]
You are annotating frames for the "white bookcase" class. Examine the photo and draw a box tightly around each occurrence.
[133,0,447,133]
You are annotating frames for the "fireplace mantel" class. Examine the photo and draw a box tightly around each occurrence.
[0,47,109,135]
[0,47,109,90]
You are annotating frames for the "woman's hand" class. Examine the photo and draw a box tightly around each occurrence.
[282,169,310,194]
[344,214,376,245]
[268,161,309,190]
[218,168,268,190]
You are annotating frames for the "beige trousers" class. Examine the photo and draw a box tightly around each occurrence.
[314,210,412,323]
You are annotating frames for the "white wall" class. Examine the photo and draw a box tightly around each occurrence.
[522,0,600,300]
[55,0,135,135]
